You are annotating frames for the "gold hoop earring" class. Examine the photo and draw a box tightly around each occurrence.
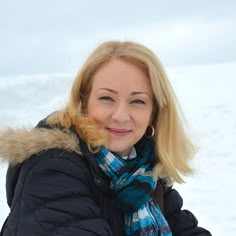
[145,125,155,138]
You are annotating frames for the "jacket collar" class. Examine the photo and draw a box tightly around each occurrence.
[0,118,113,195]
[0,120,81,165]
[78,138,113,195]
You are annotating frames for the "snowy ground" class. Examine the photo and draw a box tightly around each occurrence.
[0,62,235,235]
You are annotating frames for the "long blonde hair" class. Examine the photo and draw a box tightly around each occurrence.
[48,41,195,184]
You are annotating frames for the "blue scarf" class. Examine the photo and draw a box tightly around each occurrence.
[97,138,172,236]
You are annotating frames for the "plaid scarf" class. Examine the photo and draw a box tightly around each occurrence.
[97,138,172,236]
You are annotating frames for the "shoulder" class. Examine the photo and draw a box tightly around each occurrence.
[14,148,96,216]
[6,147,92,206]
[5,148,113,236]
[161,183,212,235]
[162,184,183,216]
[2,120,95,207]
[20,148,91,183]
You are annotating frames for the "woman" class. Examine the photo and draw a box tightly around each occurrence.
[0,41,211,235]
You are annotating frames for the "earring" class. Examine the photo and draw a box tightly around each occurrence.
[145,125,155,138]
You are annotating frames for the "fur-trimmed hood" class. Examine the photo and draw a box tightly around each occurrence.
[0,127,81,165]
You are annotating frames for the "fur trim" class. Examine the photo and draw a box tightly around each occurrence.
[0,127,81,165]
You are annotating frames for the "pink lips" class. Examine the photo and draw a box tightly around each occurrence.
[107,128,131,136]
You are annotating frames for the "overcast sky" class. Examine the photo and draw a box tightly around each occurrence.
[0,0,235,76]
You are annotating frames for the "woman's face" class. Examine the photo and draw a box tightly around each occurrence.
[87,59,153,157]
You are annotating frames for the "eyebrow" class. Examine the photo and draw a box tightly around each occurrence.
[97,88,118,94]
[97,88,150,96]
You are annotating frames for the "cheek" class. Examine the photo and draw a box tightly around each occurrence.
[136,108,153,125]
[134,116,151,132]
[87,101,107,125]
[91,112,107,125]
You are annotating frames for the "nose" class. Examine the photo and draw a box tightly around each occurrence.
[111,103,130,123]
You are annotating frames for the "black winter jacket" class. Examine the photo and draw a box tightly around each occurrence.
[0,123,211,236]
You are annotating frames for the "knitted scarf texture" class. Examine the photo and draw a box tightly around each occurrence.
[97,138,172,236]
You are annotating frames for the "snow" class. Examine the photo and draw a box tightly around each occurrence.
[0,62,235,235]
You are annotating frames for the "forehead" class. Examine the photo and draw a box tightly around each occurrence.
[91,59,152,92]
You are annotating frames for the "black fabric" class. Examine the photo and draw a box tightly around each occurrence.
[2,148,115,236]
[5,165,22,207]
[1,124,212,235]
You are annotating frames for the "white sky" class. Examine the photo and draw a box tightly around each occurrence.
[0,0,235,75]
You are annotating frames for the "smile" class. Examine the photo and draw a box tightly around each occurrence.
[107,128,132,136]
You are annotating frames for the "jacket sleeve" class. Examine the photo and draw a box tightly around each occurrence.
[163,186,212,236]
[13,149,112,236]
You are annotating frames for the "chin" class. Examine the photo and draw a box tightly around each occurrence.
[106,146,130,157]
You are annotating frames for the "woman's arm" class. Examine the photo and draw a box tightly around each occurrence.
[163,185,212,236]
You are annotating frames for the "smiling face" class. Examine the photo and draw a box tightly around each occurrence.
[87,59,153,157]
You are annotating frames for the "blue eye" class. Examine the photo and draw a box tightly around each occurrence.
[131,99,145,104]
[99,96,114,101]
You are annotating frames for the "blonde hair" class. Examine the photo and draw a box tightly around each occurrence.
[48,41,195,184]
